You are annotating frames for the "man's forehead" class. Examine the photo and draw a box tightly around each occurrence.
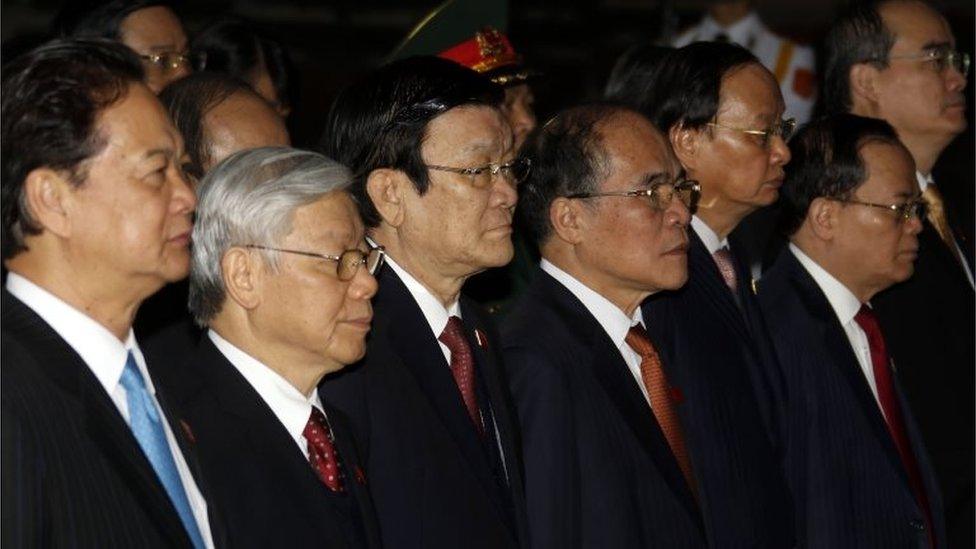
[883,1,954,50]
[427,105,512,150]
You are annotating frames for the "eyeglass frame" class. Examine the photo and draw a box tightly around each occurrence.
[879,49,971,78]
[706,117,797,148]
[828,196,928,222]
[243,244,386,281]
[425,157,532,188]
[138,51,191,73]
[565,178,702,211]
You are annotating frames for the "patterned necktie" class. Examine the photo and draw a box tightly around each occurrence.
[854,306,935,548]
[439,316,484,437]
[304,406,345,492]
[625,325,696,494]
[922,183,965,267]
[713,247,739,293]
[119,352,205,549]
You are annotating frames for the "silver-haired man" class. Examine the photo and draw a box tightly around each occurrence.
[164,146,384,548]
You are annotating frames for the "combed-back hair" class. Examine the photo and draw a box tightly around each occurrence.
[603,44,675,107]
[188,147,353,325]
[1,38,144,259]
[517,103,643,247]
[820,1,900,115]
[780,113,903,235]
[159,72,256,179]
[191,17,295,113]
[52,0,174,40]
[320,55,503,228]
[642,41,759,132]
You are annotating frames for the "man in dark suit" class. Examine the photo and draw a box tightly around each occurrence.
[760,114,944,548]
[637,42,796,545]
[318,56,529,549]
[503,104,707,547]
[821,3,973,545]
[166,147,382,548]
[1,39,211,547]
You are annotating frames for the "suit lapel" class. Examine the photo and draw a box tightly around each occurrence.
[325,403,382,549]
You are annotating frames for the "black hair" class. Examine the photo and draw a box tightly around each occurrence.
[821,1,898,115]
[516,103,643,247]
[159,72,257,179]
[191,17,295,113]
[2,38,144,259]
[320,56,503,228]
[780,113,903,235]
[52,0,175,41]
[603,44,675,106]
[643,41,759,132]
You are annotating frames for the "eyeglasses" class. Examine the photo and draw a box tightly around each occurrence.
[707,118,797,148]
[425,157,532,188]
[139,51,190,73]
[244,245,386,281]
[884,49,971,78]
[830,197,928,222]
[566,178,701,211]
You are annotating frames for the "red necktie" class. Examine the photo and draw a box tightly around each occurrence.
[713,247,739,293]
[854,305,934,548]
[304,407,345,492]
[439,316,485,437]
[626,324,696,494]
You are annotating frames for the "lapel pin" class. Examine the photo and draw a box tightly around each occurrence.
[355,465,367,485]
[750,278,759,295]
[179,419,196,444]
[670,386,685,404]
[475,328,489,350]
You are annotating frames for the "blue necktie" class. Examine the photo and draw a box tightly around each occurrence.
[120,352,205,549]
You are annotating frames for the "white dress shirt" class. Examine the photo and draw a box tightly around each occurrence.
[789,244,882,408]
[916,171,974,287]
[384,254,462,364]
[6,273,214,549]
[691,215,729,256]
[208,330,326,459]
[541,259,652,404]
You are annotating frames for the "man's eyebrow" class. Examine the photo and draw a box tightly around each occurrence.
[921,40,952,52]
[143,148,172,160]
[638,171,669,188]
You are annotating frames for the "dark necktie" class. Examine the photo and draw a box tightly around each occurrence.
[854,305,934,547]
[625,324,696,494]
[304,406,345,493]
[713,247,739,293]
[439,316,485,437]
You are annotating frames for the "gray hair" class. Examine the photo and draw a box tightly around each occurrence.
[188,146,353,325]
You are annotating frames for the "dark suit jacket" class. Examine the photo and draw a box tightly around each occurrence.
[759,249,947,548]
[503,269,707,548]
[320,266,528,549]
[162,335,381,549]
[640,230,795,548]
[872,216,974,549]
[1,289,206,548]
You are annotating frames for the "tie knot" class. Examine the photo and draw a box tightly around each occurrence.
[625,324,657,360]
[118,351,145,393]
[304,406,330,438]
[439,316,467,350]
[853,304,882,337]
[712,247,739,292]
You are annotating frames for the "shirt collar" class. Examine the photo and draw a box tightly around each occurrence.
[699,11,761,46]
[789,243,863,325]
[208,329,324,442]
[541,259,644,350]
[5,272,147,396]
[691,215,729,254]
[916,170,933,192]
[383,253,461,339]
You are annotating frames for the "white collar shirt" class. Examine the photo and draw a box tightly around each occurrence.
[691,215,730,256]
[208,329,326,459]
[383,253,462,364]
[916,171,974,287]
[789,244,882,408]
[5,272,214,548]
[696,11,762,46]
[541,259,651,403]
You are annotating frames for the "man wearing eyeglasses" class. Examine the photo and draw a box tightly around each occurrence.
[54,0,191,93]
[822,3,973,545]
[318,56,529,549]
[759,114,944,548]
[167,147,383,548]
[501,103,711,547]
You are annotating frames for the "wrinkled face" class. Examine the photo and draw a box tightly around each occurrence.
[119,6,190,93]
[834,141,922,293]
[577,112,691,294]
[254,192,378,368]
[502,83,536,150]
[693,63,791,216]
[204,91,291,172]
[875,0,968,144]
[402,105,517,279]
[69,82,195,296]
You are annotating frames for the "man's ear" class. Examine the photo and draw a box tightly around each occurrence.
[808,197,838,241]
[22,168,75,238]
[669,123,700,172]
[366,168,408,228]
[221,247,263,310]
[849,63,881,108]
[549,197,588,245]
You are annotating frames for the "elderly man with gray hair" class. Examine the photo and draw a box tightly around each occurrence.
[163,146,384,549]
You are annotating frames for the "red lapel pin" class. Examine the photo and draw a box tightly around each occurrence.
[179,419,196,444]
[354,465,367,485]
[670,386,685,404]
